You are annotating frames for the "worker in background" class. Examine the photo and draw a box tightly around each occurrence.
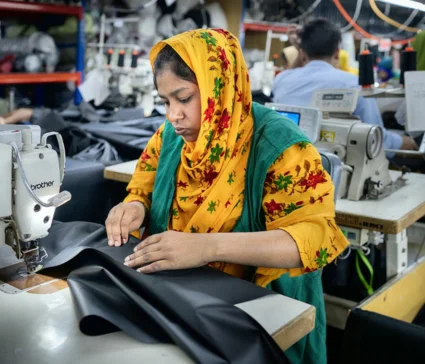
[338,49,358,75]
[105,28,349,364]
[281,45,300,69]
[272,18,417,152]
[0,108,33,124]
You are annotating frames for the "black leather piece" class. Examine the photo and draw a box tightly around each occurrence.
[40,222,290,364]
[342,309,425,364]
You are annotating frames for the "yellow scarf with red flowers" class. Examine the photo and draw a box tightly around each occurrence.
[149,29,253,236]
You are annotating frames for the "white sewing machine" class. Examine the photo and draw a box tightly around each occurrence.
[266,88,403,201]
[0,125,71,273]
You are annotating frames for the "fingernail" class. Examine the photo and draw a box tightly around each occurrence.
[124,256,129,262]
[124,261,129,266]
[122,238,127,245]
[114,241,120,247]
[108,240,113,246]
[137,268,143,273]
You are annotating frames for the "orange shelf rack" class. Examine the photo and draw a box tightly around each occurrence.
[0,0,85,104]
[243,21,289,33]
[0,1,83,20]
[0,72,81,85]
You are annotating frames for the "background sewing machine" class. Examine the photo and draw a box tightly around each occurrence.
[82,14,156,117]
[0,125,71,273]
[266,88,403,202]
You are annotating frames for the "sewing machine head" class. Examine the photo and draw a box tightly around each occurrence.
[266,88,396,201]
[0,125,71,274]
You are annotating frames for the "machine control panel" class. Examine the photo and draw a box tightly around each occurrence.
[312,89,359,114]
[265,103,321,143]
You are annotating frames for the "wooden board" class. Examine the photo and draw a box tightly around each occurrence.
[104,160,137,183]
[357,256,425,322]
[0,262,68,294]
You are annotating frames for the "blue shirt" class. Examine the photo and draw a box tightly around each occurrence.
[272,61,403,151]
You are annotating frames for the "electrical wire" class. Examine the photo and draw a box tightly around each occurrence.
[285,0,323,23]
[333,0,415,45]
[341,0,364,32]
[383,9,420,36]
[369,0,421,32]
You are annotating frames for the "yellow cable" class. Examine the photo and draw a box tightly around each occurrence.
[369,0,421,33]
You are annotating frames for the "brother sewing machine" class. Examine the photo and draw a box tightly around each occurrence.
[0,125,71,274]
[266,88,405,201]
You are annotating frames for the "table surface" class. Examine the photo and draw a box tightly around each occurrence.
[0,246,315,363]
[105,162,425,234]
[335,170,425,234]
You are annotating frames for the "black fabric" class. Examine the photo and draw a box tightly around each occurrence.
[322,245,386,302]
[342,309,425,364]
[40,221,290,364]
[54,158,114,224]
[413,304,425,328]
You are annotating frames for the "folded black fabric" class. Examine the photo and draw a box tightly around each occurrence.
[40,222,290,364]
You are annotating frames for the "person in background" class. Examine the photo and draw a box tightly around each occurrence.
[338,49,358,75]
[0,108,33,124]
[281,45,300,69]
[272,18,417,152]
[105,28,349,364]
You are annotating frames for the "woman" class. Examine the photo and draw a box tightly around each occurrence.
[106,28,349,364]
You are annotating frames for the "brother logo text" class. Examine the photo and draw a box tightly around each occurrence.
[31,181,54,190]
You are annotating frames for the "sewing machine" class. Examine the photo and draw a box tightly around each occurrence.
[266,88,403,201]
[0,125,71,274]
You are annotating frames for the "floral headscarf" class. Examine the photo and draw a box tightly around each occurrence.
[149,29,254,233]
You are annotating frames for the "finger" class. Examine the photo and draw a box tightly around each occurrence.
[137,260,169,274]
[110,207,125,247]
[105,209,117,246]
[134,233,163,252]
[124,251,165,269]
[119,210,135,245]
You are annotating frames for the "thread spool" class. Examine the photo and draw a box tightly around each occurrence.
[118,50,125,67]
[106,48,113,66]
[131,50,139,68]
[358,49,374,88]
[400,47,416,86]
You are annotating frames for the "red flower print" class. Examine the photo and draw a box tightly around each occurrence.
[194,195,204,206]
[212,28,229,36]
[237,91,242,102]
[177,180,188,189]
[247,73,250,83]
[207,227,214,233]
[296,201,303,206]
[299,171,328,191]
[204,169,219,185]
[218,46,230,71]
[316,251,320,258]
[245,102,251,113]
[203,97,215,123]
[265,171,275,184]
[264,199,283,215]
[217,108,230,134]
[141,151,149,161]
[225,199,231,208]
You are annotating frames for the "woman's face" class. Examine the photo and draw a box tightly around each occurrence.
[156,68,201,143]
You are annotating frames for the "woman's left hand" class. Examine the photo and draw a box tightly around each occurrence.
[124,231,214,273]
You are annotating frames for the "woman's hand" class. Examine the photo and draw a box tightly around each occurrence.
[124,231,213,273]
[105,202,146,247]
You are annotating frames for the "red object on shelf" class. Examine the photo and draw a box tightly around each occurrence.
[0,72,81,85]
[0,1,83,20]
[243,22,288,33]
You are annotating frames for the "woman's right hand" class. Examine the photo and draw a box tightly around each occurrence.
[105,202,146,247]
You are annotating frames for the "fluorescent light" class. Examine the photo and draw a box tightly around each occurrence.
[376,0,425,12]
